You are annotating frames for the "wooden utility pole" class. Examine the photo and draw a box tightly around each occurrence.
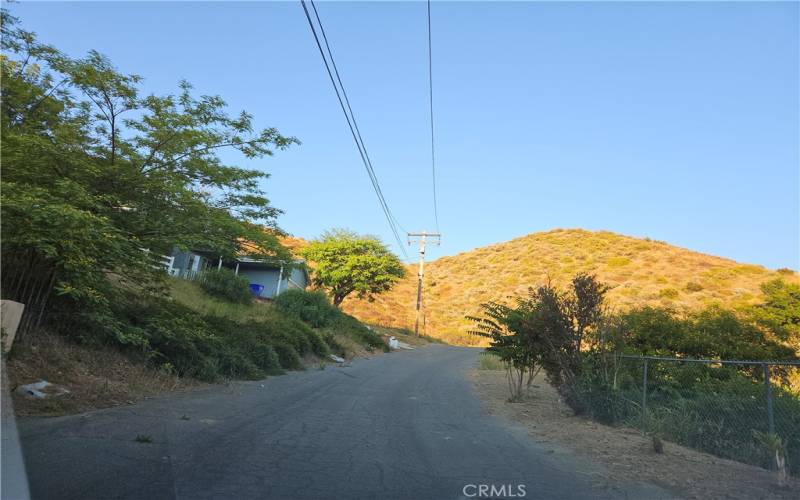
[407,232,440,337]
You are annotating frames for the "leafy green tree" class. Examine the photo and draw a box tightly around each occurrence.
[468,299,546,401]
[468,273,608,406]
[0,11,296,337]
[747,279,800,352]
[300,229,406,307]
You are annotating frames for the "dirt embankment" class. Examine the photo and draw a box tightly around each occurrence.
[6,327,430,417]
[5,333,202,416]
[473,369,799,500]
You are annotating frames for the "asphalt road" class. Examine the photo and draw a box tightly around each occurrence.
[15,345,671,500]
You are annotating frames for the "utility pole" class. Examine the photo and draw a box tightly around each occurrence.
[407,231,440,337]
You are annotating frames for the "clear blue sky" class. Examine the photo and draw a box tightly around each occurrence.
[9,1,799,269]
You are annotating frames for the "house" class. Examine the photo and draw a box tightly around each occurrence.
[167,248,309,299]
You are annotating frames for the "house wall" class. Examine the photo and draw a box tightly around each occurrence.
[171,249,191,275]
[238,266,308,299]
[168,247,307,298]
[170,249,211,278]
[238,269,282,299]
[285,267,308,290]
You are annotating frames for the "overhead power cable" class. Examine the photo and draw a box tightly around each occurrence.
[426,0,440,233]
[300,0,409,260]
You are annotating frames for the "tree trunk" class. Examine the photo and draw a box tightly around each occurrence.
[110,115,116,165]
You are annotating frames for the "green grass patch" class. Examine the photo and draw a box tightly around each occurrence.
[478,352,505,370]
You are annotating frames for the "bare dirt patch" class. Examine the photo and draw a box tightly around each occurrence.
[6,333,202,416]
[473,369,799,499]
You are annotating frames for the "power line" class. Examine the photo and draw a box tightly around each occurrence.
[426,0,440,233]
[300,0,409,260]
[308,0,408,251]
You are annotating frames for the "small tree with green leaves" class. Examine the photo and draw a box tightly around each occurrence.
[468,301,532,401]
[300,229,406,307]
[468,273,608,407]
[753,431,789,487]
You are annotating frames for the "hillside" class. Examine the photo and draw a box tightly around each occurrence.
[342,229,799,345]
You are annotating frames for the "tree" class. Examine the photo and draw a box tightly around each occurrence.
[300,229,405,307]
[468,273,608,406]
[0,11,296,337]
[747,278,800,353]
[468,299,547,402]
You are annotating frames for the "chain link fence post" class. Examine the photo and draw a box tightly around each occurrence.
[641,357,648,433]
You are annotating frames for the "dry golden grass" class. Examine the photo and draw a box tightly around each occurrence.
[6,333,202,416]
[474,369,800,499]
[343,228,799,345]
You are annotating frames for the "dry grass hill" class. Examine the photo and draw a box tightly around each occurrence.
[341,229,799,345]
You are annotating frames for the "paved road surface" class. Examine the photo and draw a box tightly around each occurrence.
[16,345,670,499]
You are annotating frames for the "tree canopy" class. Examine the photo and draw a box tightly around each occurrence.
[0,11,296,334]
[747,278,800,354]
[300,229,406,307]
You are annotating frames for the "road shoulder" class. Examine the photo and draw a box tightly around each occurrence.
[472,369,798,499]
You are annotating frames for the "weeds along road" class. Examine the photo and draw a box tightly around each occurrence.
[17,345,670,500]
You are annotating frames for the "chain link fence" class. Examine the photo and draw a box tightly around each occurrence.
[577,354,800,475]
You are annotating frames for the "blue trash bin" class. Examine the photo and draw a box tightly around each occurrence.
[249,283,265,296]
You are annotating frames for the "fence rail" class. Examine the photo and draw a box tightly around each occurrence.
[580,354,800,476]
[618,354,800,367]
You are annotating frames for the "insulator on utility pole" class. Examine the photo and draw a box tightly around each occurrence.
[407,232,441,337]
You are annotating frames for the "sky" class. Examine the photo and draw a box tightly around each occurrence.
[8,1,799,269]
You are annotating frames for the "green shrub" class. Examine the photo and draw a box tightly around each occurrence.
[265,313,329,358]
[273,289,338,327]
[302,327,330,357]
[272,343,302,370]
[332,313,388,351]
[201,316,285,376]
[321,331,345,357]
[102,293,320,381]
[132,300,224,380]
[200,269,253,304]
[274,288,386,352]
[54,279,390,383]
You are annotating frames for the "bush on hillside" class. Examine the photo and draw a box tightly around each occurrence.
[48,274,394,385]
[275,289,388,352]
[331,313,388,351]
[273,289,338,327]
[200,269,253,304]
[71,288,337,381]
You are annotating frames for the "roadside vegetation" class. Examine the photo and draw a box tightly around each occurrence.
[469,273,800,479]
[272,288,388,352]
[1,12,399,413]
